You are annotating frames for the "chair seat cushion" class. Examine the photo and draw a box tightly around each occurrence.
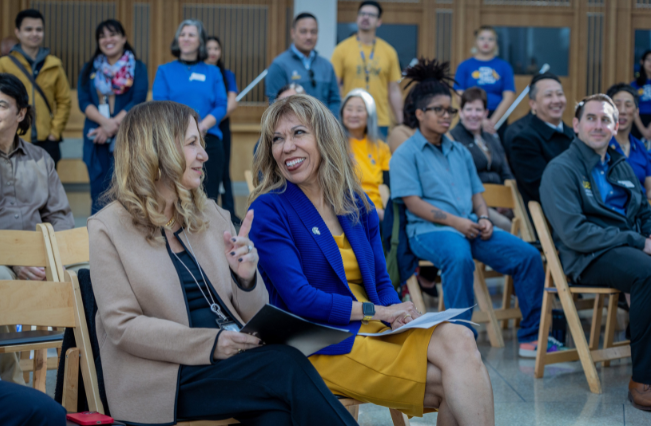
[0,330,64,346]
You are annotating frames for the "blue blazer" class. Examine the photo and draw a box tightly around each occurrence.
[249,182,402,356]
[77,59,148,181]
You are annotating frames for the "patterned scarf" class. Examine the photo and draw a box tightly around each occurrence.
[93,50,135,96]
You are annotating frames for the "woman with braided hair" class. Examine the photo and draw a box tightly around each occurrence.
[391,59,551,361]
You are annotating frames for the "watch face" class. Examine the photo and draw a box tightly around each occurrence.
[363,302,375,316]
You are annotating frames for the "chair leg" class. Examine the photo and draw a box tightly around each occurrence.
[405,275,427,315]
[588,294,604,351]
[473,261,504,348]
[514,297,521,328]
[602,294,619,368]
[534,291,554,378]
[389,408,410,426]
[62,348,80,413]
[32,348,47,393]
[346,405,359,421]
[20,350,30,383]
[557,285,603,394]
[501,275,514,329]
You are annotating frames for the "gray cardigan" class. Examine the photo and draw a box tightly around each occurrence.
[540,138,651,281]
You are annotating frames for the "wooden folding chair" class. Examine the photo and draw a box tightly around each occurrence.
[42,224,89,281]
[0,225,62,389]
[61,272,410,425]
[529,201,630,394]
[244,170,254,193]
[505,179,536,243]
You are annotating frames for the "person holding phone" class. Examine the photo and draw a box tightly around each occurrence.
[78,19,148,214]
[153,19,228,204]
[89,101,357,426]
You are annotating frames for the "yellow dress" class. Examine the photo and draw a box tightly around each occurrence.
[349,136,392,210]
[309,233,437,417]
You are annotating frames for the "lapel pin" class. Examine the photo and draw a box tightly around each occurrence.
[312,227,321,235]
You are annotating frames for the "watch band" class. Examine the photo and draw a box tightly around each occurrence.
[479,215,492,224]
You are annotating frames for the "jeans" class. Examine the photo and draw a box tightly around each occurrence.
[579,246,651,384]
[409,229,544,343]
[89,143,114,214]
[34,139,62,168]
[378,126,389,141]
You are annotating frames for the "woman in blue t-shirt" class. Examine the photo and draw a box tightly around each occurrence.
[153,20,228,203]
[454,26,515,139]
[206,36,240,223]
[632,49,651,141]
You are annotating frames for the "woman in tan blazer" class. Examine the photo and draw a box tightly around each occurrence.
[88,101,357,426]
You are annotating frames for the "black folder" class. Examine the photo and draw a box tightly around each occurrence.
[240,304,353,356]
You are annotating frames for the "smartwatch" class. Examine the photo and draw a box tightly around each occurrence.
[479,215,492,225]
[362,302,375,324]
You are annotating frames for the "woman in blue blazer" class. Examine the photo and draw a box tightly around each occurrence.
[78,20,148,214]
[249,95,495,424]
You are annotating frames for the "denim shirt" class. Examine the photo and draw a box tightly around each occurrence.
[590,153,628,216]
[289,44,316,70]
[390,129,485,237]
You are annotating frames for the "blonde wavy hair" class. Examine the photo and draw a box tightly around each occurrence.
[105,101,209,243]
[250,94,370,220]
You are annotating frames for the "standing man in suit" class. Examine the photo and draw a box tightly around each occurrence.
[0,9,71,167]
[510,73,574,211]
[265,13,341,117]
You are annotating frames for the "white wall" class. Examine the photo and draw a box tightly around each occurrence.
[293,0,337,59]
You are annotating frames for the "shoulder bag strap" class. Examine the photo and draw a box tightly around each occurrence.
[8,55,53,115]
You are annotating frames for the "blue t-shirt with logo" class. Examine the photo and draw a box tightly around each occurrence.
[454,57,516,112]
[631,79,651,115]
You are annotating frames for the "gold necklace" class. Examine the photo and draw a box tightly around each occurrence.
[164,216,176,228]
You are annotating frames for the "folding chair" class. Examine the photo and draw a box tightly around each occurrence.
[505,179,536,243]
[0,225,62,390]
[61,269,411,425]
[42,224,89,281]
[529,201,630,394]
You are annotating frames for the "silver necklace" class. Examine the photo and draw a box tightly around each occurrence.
[170,229,229,323]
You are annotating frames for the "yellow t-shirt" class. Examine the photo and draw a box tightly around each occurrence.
[349,136,391,209]
[331,36,402,127]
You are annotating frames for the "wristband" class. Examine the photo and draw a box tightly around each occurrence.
[479,215,492,225]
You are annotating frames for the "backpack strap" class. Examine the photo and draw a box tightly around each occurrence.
[8,54,53,114]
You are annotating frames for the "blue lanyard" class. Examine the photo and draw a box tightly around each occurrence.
[357,37,376,90]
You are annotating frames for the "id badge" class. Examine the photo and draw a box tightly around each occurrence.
[216,318,241,332]
[98,103,110,119]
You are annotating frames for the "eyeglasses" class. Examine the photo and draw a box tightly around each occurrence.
[308,69,316,88]
[358,11,379,18]
[421,106,459,117]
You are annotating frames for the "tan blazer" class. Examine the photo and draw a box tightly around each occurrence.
[88,201,268,425]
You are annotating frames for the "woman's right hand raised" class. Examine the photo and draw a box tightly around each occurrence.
[213,330,263,360]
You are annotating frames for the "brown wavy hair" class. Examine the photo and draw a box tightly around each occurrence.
[105,101,209,243]
[249,94,370,220]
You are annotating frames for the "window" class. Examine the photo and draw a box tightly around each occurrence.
[634,30,651,78]
[336,23,418,71]
[493,27,570,76]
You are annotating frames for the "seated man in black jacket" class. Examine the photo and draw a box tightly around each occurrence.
[540,94,651,412]
[511,73,574,211]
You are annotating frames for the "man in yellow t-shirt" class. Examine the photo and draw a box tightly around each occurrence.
[331,1,403,139]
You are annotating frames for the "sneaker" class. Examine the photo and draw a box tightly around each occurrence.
[519,336,566,358]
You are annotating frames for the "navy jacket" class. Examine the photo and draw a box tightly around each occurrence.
[265,48,341,118]
[249,182,401,356]
[78,60,148,181]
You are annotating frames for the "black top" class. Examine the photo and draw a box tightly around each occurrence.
[502,112,532,164]
[164,228,238,329]
[449,122,514,185]
[510,114,575,209]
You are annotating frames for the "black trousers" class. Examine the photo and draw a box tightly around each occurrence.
[177,345,357,426]
[0,380,66,426]
[34,139,62,168]
[579,246,651,384]
[219,119,239,222]
[203,134,225,202]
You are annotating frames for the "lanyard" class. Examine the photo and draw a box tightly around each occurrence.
[357,37,376,91]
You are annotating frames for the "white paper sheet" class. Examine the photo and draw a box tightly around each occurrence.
[357,307,474,337]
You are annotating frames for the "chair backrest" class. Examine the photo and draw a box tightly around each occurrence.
[245,170,254,193]
[44,224,89,280]
[482,184,516,209]
[0,224,59,281]
[505,179,536,242]
[528,201,570,293]
[0,279,75,328]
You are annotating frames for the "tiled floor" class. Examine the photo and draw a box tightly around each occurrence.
[56,184,646,425]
